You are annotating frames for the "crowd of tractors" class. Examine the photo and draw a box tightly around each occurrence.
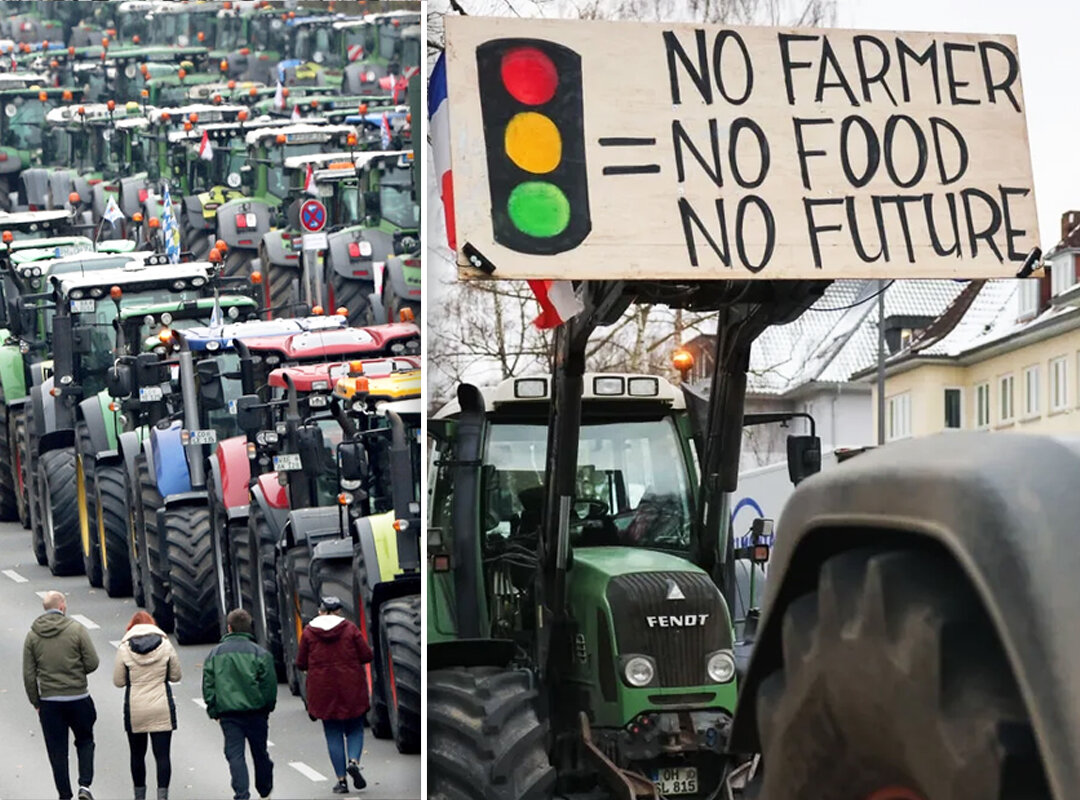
[0,0,421,757]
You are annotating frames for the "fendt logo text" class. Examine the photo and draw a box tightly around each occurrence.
[646,614,709,628]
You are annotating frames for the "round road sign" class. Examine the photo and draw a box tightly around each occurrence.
[300,198,327,233]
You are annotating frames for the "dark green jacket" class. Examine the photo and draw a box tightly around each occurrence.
[23,611,100,708]
[202,632,277,720]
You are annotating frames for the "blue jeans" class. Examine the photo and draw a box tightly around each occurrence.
[322,717,364,778]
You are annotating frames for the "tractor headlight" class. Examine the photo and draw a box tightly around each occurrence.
[192,276,206,287]
[90,287,105,298]
[227,306,239,319]
[70,289,84,299]
[170,280,185,291]
[205,340,220,351]
[144,314,155,327]
[161,312,173,325]
[30,277,40,289]
[623,656,655,688]
[706,651,736,684]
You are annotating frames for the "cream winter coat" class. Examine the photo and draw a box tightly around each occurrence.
[112,623,182,733]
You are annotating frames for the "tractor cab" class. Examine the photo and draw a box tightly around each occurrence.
[341,13,420,98]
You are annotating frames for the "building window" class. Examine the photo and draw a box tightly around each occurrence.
[1052,253,1076,296]
[975,382,990,428]
[944,388,962,429]
[1018,279,1039,319]
[1051,356,1068,411]
[998,374,1014,423]
[1023,365,1041,418]
[887,393,911,441]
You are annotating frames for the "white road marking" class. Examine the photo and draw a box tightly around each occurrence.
[268,741,275,748]
[2,569,27,583]
[35,591,48,599]
[109,640,122,649]
[192,698,207,710]
[289,762,328,782]
[70,614,98,630]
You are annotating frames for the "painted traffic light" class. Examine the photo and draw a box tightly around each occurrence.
[477,38,590,255]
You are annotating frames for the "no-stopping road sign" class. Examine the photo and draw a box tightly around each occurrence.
[300,198,327,233]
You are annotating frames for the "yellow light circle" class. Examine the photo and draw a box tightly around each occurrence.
[505,112,561,174]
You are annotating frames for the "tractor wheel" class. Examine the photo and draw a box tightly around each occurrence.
[165,505,219,644]
[26,429,46,566]
[250,500,286,681]
[380,595,421,754]
[743,547,1050,799]
[229,510,253,612]
[40,448,83,576]
[95,464,132,597]
[327,270,371,327]
[312,556,355,621]
[186,226,211,260]
[11,405,29,528]
[138,453,173,633]
[76,423,102,588]
[125,465,146,607]
[279,545,319,698]
[383,280,419,326]
[353,548,390,738]
[0,398,18,521]
[428,667,556,800]
[208,481,234,637]
[223,248,253,279]
[266,262,300,318]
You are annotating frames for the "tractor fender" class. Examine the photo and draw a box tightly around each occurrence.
[259,230,298,269]
[71,176,91,209]
[117,430,142,489]
[119,175,150,219]
[0,343,27,402]
[21,168,49,209]
[370,574,420,642]
[382,255,421,306]
[149,423,191,498]
[285,505,342,552]
[311,537,353,563]
[325,228,375,282]
[353,512,400,596]
[212,436,250,519]
[47,171,73,210]
[39,428,74,456]
[35,377,57,437]
[162,490,208,512]
[729,432,1080,796]
[77,395,120,465]
[249,479,290,550]
[91,182,108,221]
[184,194,211,231]
[216,198,272,251]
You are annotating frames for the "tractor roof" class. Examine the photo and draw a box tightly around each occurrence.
[244,122,354,146]
[243,322,420,360]
[0,209,71,232]
[434,373,685,419]
[166,115,322,142]
[55,261,212,294]
[283,149,408,172]
[332,368,422,403]
[148,103,249,124]
[269,355,420,391]
[0,73,51,88]
[364,11,421,24]
[119,294,257,320]
[183,314,348,349]
[11,247,139,271]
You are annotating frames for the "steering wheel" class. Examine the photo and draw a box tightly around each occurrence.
[574,498,609,520]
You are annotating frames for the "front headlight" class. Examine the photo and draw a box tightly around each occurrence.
[706,651,736,683]
[623,656,655,688]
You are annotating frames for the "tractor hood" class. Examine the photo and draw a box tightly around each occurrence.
[569,547,705,579]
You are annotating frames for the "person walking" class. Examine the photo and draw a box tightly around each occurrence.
[22,590,100,800]
[203,608,277,800]
[295,596,374,794]
[113,611,181,800]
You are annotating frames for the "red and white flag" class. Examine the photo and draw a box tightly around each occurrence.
[291,104,301,122]
[304,163,317,196]
[527,280,584,329]
[273,81,285,110]
[197,130,213,161]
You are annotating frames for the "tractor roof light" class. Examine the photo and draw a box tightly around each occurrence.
[220,59,229,73]
[2,230,13,244]
[61,89,72,101]
[148,217,160,229]
[184,121,193,131]
[208,247,223,264]
[275,133,286,145]
[77,106,85,116]
[215,239,228,252]
[311,305,324,316]
[227,80,237,90]
[335,306,348,317]
[237,109,248,121]
[110,285,122,300]
[399,307,414,323]
[38,90,47,102]
[672,348,694,375]
[158,328,173,343]
[250,270,262,285]
[68,192,80,205]
[132,35,140,44]
[107,99,116,112]
[132,212,143,223]
[189,112,199,124]
[346,132,357,147]
[178,68,187,80]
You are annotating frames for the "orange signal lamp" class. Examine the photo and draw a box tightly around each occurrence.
[392,519,409,532]
[41,40,48,49]
[107,28,116,37]
[213,94,223,104]
[311,305,324,316]
[237,109,248,121]
[198,31,206,42]
[219,59,229,72]
[345,132,357,147]
[101,37,109,48]
[68,192,80,205]
[132,35,140,44]
[108,401,119,412]
[1,230,12,244]
[178,68,187,80]
[100,51,107,61]
[309,99,318,109]
[183,121,193,131]
[281,87,289,98]
[110,285,123,300]
[672,348,694,375]
[227,79,236,90]
[147,217,160,229]
[357,103,367,114]
[68,46,75,56]
[62,89,72,101]
[132,212,143,223]
[250,271,262,285]
[406,112,411,124]
[141,89,149,99]
[208,247,223,264]
[189,112,199,123]
[248,87,257,97]
[392,18,400,26]
[158,328,173,343]
[49,59,58,69]
[288,11,296,18]
[239,47,250,56]
[160,112,170,122]
[335,307,347,317]
[275,133,286,144]
[399,307,414,323]
[107,99,116,111]
[38,91,47,102]
[77,105,85,116]
[336,493,352,506]
[214,239,228,252]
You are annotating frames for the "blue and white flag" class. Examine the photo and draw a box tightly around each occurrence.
[160,182,181,264]
[209,291,224,330]
[380,112,391,150]
[102,195,124,227]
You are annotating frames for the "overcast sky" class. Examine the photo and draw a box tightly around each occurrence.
[844,0,1074,248]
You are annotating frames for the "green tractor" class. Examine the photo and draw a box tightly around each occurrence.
[340,13,421,98]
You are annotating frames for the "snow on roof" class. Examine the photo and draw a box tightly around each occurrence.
[748,279,965,395]
[915,280,1023,357]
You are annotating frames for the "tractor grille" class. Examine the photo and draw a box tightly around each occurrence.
[606,571,731,688]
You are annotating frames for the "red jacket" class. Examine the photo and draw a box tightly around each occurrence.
[295,615,374,720]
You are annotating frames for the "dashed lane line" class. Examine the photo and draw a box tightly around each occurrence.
[2,569,27,583]
[192,698,207,710]
[70,614,99,630]
[110,640,122,649]
[289,762,328,782]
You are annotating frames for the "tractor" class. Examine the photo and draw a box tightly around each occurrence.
[340,13,421,99]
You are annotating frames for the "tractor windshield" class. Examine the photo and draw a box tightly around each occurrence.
[6,98,47,149]
[380,181,417,229]
[482,417,694,553]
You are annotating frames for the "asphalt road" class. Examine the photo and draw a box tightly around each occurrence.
[0,522,420,800]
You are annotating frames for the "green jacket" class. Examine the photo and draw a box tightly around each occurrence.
[23,611,100,708]
[202,632,277,720]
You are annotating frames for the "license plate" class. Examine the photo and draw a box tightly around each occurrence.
[654,767,697,796]
[308,394,328,408]
[139,386,163,401]
[273,454,302,471]
[182,429,217,445]
[70,299,95,313]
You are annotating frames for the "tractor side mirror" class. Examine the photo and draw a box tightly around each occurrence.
[135,351,169,390]
[786,434,821,486]
[235,393,262,435]
[196,359,225,410]
[297,424,327,473]
[363,190,380,218]
[71,325,93,354]
[338,440,368,483]
[106,363,133,398]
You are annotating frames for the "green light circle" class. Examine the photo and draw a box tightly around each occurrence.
[507,182,570,238]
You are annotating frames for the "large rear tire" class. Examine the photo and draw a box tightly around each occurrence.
[327,270,372,327]
[266,261,300,318]
[743,547,1050,799]
[278,545,318,698]
[40,448,83,576]
[380,595,420,754]
[428,667,556,800]
[165,505,219,644]
[125,464,146,607]
[383,279,419,326]
[353,548,390,738]
[138,453,173,632]
[95,464,132,597]
[76,424,102,588]
[27,425,46,565]
[11,405,29,529]
[223,248,253,279]
[208,480,234,637]
[250,499,285,681]
[0,398,19,521]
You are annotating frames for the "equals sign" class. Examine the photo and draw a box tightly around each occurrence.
[598,137,660,176]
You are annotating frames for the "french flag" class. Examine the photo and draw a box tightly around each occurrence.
[526,280,584,329]
[428,53,456,252]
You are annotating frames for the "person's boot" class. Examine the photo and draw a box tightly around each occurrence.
[134,788,146,800]
[347,760,365,790]
[156,789,168,800]
[332,779,349,794]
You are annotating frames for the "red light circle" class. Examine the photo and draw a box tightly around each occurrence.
[501,47,558,106]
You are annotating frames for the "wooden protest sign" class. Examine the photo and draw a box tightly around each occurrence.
[443,16,1039,280]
